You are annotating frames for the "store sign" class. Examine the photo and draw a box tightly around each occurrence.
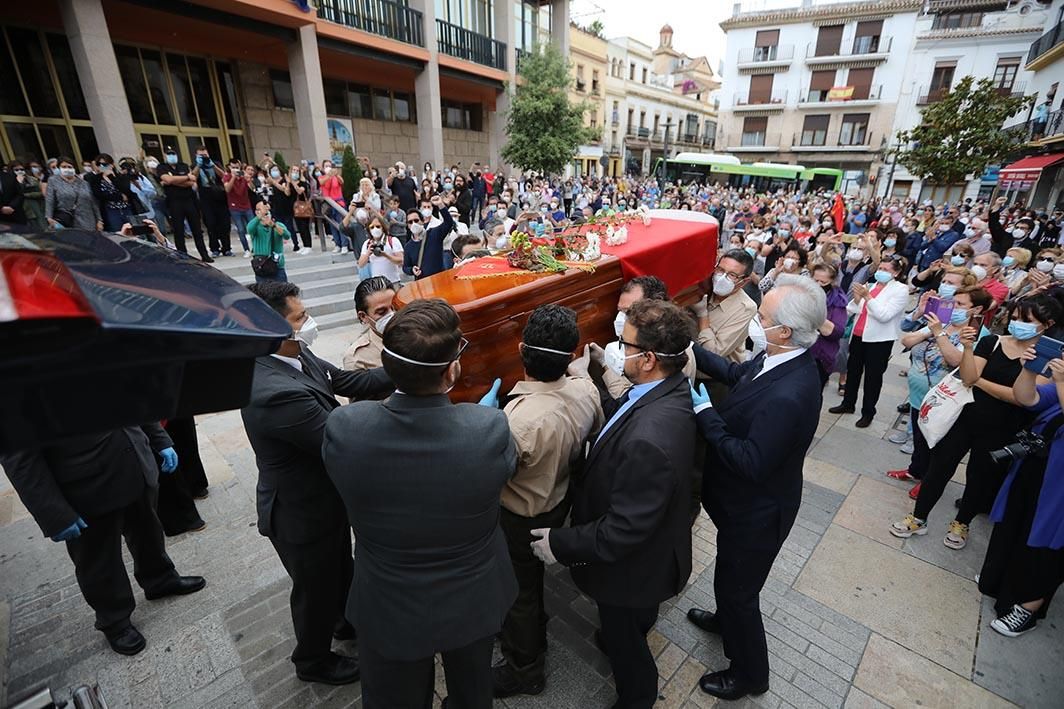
[827,86,854,101]
[999,169,1041,191]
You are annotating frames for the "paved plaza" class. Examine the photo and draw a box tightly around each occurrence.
[1,333,1061,709]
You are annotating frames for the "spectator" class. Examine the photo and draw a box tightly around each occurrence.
[247,203,291,283]
[357,214,404,284]
[192,145,231,257]
[388,161,419,212]
[402,195,454,280]
[317,158,347,253]
[90,153,136,232]
[45,156,101,231]
[810,263,849,388]
[156,146,211,262]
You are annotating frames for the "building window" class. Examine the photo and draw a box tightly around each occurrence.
[814,25,843,57]
[748,74,774,104]
[576,64,585,92]
[753,29,779,61]
[839,113,869,145]
[741,116,767,146]
[807,69,835,102]
[931,12,983,30]
[270,69,295,110]
[993,61,1019,91]
[441,100,483,130]
[514,1,550,54]
[592,70,600,94]
[852,20,883,54]
[928,62,955,101]
[800,115,829,146]
[641,67,647,84]
[847,68,874,100]
[629,62,635,80]
[319,79,416,124]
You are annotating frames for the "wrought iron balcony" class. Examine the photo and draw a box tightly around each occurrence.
[318,0,424,47]
[436,19,506,71]
[736,44,795,67]
[1027,17,1064,68]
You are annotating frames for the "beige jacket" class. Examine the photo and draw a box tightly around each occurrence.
[342,323,384,371]
[697,289,757,364]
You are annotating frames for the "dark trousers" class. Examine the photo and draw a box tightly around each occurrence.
[279,216,300,249]
[162,417,209,493]
[841,336,894,418]
[296,217,313,250]
[907,407,931,480]
[913,414,1011,524]
[597,603,660,709]
[269,526,353,670]
[65,486,178,634]
[713,525,788,687]
[167,198,209,259]
[499,502,570,677]
[815,359,831,389]
[360,634,494,709]
[200,194,231,254]
[157,418,207,535]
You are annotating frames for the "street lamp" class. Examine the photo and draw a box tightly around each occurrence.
[661,119,674,179]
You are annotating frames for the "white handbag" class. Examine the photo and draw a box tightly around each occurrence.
[917,368,973,448]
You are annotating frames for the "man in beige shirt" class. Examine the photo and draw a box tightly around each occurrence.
[598,275,698,398]
[490,304,603,698]
[341,276,394,372]
[692,248,758,364]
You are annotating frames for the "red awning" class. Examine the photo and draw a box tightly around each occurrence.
[998,153,1064,191]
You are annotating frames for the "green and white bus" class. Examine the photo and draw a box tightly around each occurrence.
[653,152,843,193]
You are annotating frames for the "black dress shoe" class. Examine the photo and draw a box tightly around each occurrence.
[492,661,545,698]
[296,652,360,685]
[144,575,207,600]
[897,402,911,414]
[855,416,874,428]
[106,625,146,656]
[686,608,721,634]
[201,255,214,264]
[698,670,768,700]
[333,621,356,641]
[191,488,209,500]
[828,404,855,415]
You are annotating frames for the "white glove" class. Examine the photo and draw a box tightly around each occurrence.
[567,345,591,379]
[530,528,557,565]
[691,295,710,319]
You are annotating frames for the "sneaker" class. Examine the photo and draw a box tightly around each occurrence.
[340,247,349,254]
[908,482,922,500]
[331,246,340,253]
[886,469,915,481]
[888,430,911,444]
[890,513,928,538]
[944,521,969,550]
[991,605,1037,637]
[897,401,911,413]
[300,247,313,255]
[210,251,221,258]
[243,250,251,258]
[900,440,915,455]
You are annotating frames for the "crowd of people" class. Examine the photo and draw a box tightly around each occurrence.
[4,149,1064,708]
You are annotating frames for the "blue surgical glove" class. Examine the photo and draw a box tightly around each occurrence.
[691,383,712,410]
[478,378,502,408]
[51,517,87,542]
[159,447,179,474]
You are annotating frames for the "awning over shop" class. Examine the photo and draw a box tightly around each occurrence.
[998,153,1064,190]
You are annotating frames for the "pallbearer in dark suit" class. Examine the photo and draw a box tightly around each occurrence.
[323,299,518,709]
[1,423,205,656]
[686,274,825,701]
[532,299,697,709]
[241,281,393,686]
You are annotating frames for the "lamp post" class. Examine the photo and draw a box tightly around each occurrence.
[661,119,674,179]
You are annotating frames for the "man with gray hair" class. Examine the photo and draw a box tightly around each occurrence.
[683,274,825,701]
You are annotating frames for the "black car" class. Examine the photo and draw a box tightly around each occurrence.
[0,229,290,454]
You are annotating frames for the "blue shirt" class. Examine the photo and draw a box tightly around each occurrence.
[595,378,664,445]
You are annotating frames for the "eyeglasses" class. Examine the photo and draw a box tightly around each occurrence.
[617,337,647,353]
[714,267,747,283]
[453,337,470,361]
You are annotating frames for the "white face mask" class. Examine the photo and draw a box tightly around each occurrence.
[1036,259,1054,273]
[847,248,864,261]
[369,310,394,335]
[146,159,159,170]
[603,340,643,376]
[1012,228,1028,240]
[420,208,433,219]
[970,265,988,282]
[294,314,319,347]
[748,314,793,353]
[713,273,735,297]
[613,311,627,337]
[964,227,976,238]
[783,258,797,271]
[1054,264,1064,281]
[370,227,383,238]
[409,223,424,236]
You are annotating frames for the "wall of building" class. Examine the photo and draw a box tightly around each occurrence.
[442,127,490,167]
[238,62,303,162]
[351,119,420,169]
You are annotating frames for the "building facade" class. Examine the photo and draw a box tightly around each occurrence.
[0,0,569,173]
[605,27,720,177]
[568,23,609,177]
[717,0,922,194]
[882,0,1053,204]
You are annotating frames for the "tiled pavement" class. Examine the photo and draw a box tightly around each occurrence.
[2,332,1062,709]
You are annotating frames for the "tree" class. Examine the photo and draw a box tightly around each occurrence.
[340,145,363,203]
[586,19,605,38]
[502,44,599,177]
[273,151,288,174]
[894,75,1034,186]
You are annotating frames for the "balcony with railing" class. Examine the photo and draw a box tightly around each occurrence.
[799,84,883,106]
[736,44,794,70]
[916,86,950,105]
[436,19,506,71]
[723,132,781,151]
[318,0,424,46]
[993,81,1027,99]
[1003,108,1064,145]
[702,135,716,148]
[733,90,788,111]
[791,131,875,151]
[1026,17,1064,70]
[806,36,892,64]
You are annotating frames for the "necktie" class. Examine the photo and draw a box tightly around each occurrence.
[739,352,766,386]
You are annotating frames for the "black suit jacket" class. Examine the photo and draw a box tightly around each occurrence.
[240,346,392,544]
[1,424,172,537]
[323,393,518,661]
[692,347,821,544]
[550,372,695,608]
[0,171,26,224]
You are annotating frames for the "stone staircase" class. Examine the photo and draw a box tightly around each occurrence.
[210,246,362,331]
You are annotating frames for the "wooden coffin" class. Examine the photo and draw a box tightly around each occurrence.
[394,213,717,401]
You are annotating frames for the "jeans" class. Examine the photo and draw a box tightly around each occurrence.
[329,206,348,249]
[102,205,133,232]
[229,208,254,251]
[152,198,171,234]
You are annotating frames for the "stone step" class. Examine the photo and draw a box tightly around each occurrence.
[314,309,360,332]
[229,259,358,286]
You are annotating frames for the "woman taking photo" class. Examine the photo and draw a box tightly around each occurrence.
[45,156,102,231]
[810,264,849,388]
[91,153,138,231]
[982,345,1064,637]
[891,294,1062,550]
[356,214,403,285]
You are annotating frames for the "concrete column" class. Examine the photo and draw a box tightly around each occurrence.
[287,24,330,161]
[59,0,139,158]
[551,0,570,58]
[489,0,518,173]
[409,0,444,168]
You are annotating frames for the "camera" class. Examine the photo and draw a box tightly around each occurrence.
[371,243,384,257]
[989,430,1048,465]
